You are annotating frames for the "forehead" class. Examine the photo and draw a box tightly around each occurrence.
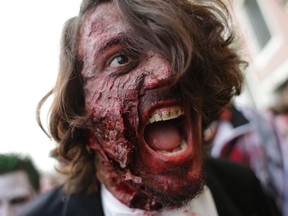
[0,170,32,199]
[79,2,130,56]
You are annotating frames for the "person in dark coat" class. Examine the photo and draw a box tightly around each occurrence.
[19,0,280,215]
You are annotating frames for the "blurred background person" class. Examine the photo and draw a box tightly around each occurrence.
[0,154,40,216]
[205,103,284,215]
[267,80,288,216]
[40,172,65,193]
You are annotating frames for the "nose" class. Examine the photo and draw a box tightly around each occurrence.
[0,201,11,216]
[141,52,172,90]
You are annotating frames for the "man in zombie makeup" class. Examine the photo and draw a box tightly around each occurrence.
[19,0,280,215]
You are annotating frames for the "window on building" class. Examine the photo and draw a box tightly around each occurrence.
[243,0,271,50]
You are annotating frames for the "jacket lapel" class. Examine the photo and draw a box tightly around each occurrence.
[63,189,105,216]
[205,170,242,216]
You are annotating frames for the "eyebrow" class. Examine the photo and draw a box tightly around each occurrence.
[98,34,138,53]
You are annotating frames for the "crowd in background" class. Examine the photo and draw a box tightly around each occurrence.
[205,82,288,215]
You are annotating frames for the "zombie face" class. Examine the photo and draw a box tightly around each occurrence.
[79,2,204,210]
[0,171,36,216]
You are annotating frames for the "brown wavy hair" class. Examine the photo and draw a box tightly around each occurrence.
[37,0,246,194]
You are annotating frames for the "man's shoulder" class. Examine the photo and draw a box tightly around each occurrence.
[205,157,255,178]
[18,185,105,216]
[204,157,264,197]
[204,157,281,216]
[18,186,65,216]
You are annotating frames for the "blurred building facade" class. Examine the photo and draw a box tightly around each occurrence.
[231,0,288,110]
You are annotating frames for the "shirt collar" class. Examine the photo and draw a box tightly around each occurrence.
[101,185,218,216]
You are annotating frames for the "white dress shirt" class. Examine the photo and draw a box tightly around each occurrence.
[101,184,218,216]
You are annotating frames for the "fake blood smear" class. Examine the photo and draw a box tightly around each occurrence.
[144,121,181,151]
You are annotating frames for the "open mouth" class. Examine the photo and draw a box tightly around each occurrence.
[143,105,191,157]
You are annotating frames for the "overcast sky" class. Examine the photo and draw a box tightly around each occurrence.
[0,1,82,172]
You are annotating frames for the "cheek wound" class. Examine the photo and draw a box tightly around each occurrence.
[84,74,146,173]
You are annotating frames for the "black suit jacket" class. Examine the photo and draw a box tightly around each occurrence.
[19,158,280,216]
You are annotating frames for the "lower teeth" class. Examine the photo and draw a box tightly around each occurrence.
[157,140,187,156]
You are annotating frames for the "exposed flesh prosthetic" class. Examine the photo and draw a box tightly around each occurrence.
[79,2,204,210]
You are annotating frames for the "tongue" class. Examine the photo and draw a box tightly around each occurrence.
[144,121,181,151]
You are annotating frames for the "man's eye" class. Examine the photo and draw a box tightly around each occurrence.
[9,196,29,205]
[110,54,129,67]
[105,49,141,76]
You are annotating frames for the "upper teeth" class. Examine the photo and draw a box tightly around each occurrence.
[148,106,184,124]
